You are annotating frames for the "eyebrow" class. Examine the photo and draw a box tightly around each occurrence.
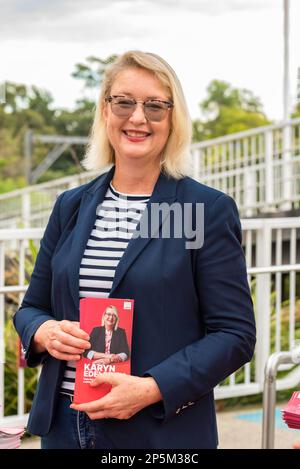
[113,92,168,100]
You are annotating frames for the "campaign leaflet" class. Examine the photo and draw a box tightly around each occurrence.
[74,297,134,404]
[281,391,300,429]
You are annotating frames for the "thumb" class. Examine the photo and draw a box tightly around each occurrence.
[90,372,120,387]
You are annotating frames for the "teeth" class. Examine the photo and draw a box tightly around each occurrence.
[125,131,149,137]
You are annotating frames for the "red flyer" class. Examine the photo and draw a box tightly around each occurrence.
[281,391,300,428]
[74,297,134,404]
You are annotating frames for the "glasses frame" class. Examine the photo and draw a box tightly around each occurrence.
[104,312,117,318]
[105,95,174,121]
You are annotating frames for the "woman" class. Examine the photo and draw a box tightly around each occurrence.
[14,50,256,449]
[84,305,130,365]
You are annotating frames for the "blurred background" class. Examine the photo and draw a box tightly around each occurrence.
[1,0,300,189]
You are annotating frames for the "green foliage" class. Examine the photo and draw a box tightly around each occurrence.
[0,54,118,190]
[72,54,118,91]
[193,80,271,142]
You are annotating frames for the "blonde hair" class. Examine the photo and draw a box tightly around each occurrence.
[101,305,119,331]
[82,50,192,179]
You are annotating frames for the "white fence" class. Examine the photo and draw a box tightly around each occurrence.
[1,117,300,229]
[1,218,300,426]
[192,117,300,216]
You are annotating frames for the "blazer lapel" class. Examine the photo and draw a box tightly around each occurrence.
[110,172,178,296]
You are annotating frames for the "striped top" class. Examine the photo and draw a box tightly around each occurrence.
[60,182,151,395]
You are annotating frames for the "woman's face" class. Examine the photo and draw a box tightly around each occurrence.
[103,67,172,166]
[104,308,117,329]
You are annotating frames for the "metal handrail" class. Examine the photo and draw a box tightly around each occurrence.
[262,345,300,449]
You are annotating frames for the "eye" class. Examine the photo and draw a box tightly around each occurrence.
[145,101,165,111]
[115,98,135,108]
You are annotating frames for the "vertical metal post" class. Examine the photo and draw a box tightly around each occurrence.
[282,123,292,210]
[265,130,274,208]
[244,171,256,217]
[192,148,200,182]
[255,226,272,385]
[283,0,290,122]
[24,130,33,185]
[21,191,31,229]
[280,1,292,211]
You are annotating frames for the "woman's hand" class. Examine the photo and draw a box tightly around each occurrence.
[70,373,163,420]
[32,320,91,361]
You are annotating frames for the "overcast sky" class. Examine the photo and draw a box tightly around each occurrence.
[1,0,299,121]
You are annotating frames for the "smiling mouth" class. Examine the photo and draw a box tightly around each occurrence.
[123,130,151,138]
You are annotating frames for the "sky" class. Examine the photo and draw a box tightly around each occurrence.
[1,0,299,121]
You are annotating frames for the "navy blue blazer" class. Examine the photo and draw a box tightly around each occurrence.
[13,166,256,449]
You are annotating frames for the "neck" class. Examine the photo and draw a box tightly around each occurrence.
[112,158,161,195]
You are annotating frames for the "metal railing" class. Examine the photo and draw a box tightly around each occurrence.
[1,117,300,228]
[1,217,300,426]
[192,117,300,216]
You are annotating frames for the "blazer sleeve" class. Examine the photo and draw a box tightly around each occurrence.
[118,328,130,358]
[144,193,256,423]
[13,192,65,367]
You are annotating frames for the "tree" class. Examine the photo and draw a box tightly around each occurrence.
[72,54,118,89]
[193,80,270,142]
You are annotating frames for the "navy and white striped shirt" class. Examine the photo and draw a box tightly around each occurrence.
[60,183,150,395]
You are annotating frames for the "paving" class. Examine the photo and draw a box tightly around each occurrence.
[19,404,300,450]
[216,406,299,449]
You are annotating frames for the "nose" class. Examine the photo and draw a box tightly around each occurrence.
[129,102,147,124]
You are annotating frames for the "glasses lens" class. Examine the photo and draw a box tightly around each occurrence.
[144,101,166,122]
[109,97,170,122]
[112,97,135,118]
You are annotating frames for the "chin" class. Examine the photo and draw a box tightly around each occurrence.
[122,151,151,161]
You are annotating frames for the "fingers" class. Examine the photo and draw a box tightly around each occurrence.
[51,340,86,355]
[46,320,90,361]
[71,395,112,413]
[90,372,121,387]
[51,349,81,361]
[60,320,90,340]
[52,329,91,351]
[87,411,110,420]
[86,410,133,420]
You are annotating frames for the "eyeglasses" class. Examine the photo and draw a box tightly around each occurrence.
[105,313,117,318]
[105,95,173,122]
